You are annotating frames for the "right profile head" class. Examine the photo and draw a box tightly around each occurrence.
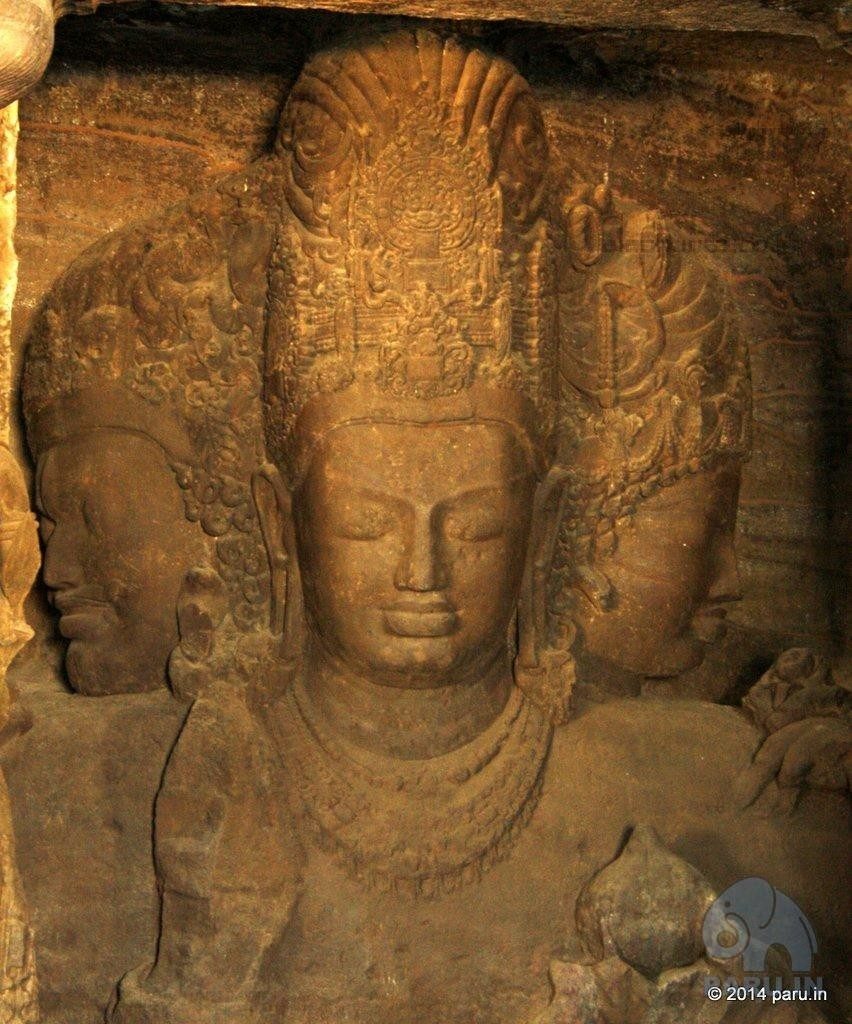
[555,189,752,683]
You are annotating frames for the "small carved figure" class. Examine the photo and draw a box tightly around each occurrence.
[22,178,275,695]
[734,648,852,812]
[554,189,751,698]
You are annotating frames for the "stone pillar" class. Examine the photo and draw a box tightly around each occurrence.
[0,99,40,1023]
[0,1,56,1015]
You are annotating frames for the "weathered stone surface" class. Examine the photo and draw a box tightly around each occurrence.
[575,825,716,978]
[21,163,274,695]
[12,9,849,694]
[1,690,186,1022]
[57,0,851,46]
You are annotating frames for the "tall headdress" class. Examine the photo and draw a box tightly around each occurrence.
[262,30,575,721]
[23,167,279,636]
[554,185,752,607]
[263,28,558,484]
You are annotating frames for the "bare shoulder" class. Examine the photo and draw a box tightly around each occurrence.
[547,696,761,798]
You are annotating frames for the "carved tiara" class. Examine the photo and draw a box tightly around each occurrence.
[263,29,559,483]
[554,185,752,578]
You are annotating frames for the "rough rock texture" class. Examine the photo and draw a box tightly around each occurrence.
[57,0,852,46]
[0,690,186,1022]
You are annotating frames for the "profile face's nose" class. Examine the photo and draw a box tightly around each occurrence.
[41,521,81,592]
[393,511,447,593]
[706,535,742,605]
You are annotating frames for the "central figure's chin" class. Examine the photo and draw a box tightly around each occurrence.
[342,635,491,690]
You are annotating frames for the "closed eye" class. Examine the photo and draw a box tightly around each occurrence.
[334,503,398,541]
[443,507,505,542]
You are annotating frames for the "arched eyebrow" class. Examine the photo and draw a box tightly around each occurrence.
[436,474,531,510]
[321,470,531,517]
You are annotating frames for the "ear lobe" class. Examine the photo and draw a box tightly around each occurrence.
[251,463,293,636]
[517,467,567,668]
[514,468,575,722]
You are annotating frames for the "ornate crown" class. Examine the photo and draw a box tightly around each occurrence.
[552,185,752,604]
[263,29,559,484]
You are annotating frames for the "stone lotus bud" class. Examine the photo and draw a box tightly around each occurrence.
[575,824,716,979]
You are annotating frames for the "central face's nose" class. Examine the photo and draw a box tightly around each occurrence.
[393,509,448,593]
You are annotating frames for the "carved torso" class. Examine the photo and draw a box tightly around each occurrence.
[272,697,848,1024]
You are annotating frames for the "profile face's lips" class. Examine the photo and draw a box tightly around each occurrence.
[382,600,459,638]
[52,593,112,640]
[691,604,729,643]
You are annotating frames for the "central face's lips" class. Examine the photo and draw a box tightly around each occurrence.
[382,599,459,638]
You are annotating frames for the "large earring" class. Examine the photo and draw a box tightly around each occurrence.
[168,566,228,701]
[514,467,576,724]
[251,463,303,679]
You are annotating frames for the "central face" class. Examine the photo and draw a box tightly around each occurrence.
[36,430,208,695]
[293,421,537,689]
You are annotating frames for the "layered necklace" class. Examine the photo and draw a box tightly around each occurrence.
[264,673,554,898]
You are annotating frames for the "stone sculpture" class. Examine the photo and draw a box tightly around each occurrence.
[6,26,850,1024]
[22,173,274,695]
[555,187,751,699]
[0,0,53,109]
[735,647,852,812]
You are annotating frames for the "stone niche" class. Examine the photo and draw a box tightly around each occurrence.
[0,4,849,1024]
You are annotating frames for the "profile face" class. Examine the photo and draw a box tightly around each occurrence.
[293,421,537,689]
[36,430,207,695]
[576,462,742,678]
